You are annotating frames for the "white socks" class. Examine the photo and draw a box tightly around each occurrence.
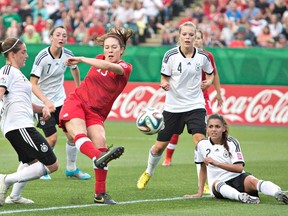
[5,161,50,186]
[257,180,281,197]
[146,149,162,175]
[215,181,240,201]
[9,162,29,199]
[66,142,77,171]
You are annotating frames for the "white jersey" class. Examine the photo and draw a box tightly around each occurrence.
[161,47,213,113]
[195,136,245,192]
[0,65,35,135]
[30,47,77,107]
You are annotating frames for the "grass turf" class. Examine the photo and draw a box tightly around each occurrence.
[0,121,287,216]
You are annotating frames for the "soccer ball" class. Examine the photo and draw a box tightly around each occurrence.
[136,107,164,135]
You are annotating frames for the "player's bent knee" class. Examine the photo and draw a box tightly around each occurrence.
[47,161,59,173]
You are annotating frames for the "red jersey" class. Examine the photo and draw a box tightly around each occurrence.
[202,50,216,100]
[75,54,132,119]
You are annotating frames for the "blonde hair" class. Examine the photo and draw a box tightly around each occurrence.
[178,21,196,34]
[177,22,196,46]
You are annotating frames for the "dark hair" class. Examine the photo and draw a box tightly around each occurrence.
[95,27,134,49]
[49,25,66,36]
[207,114,230,155]
[0,38,23,58]
[196,29,204,39]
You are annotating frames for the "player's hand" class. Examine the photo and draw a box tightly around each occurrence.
[216,93,223,107]
[200,80,212,90]
[44,100,56,113]
[160,82,170,91]
[41,106,51,121]
[66,57,82,66]
[184,193,203,198]
[204,157,219,166]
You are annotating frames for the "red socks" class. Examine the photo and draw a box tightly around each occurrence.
[94,148,108,196]
[74,133,102,159]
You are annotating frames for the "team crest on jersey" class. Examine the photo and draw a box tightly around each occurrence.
[0,77,6,84]
[40,143,49,152]
[40,120,46,126]
[61,63,67,70]
[195,63,201,72]
[223,149,229,158]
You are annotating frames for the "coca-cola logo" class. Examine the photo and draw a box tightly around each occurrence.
[210,89,288,124]
[108,84,288,126]
[109,86,166,119]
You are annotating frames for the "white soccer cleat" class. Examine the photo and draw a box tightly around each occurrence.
[238,192,260,204]
[275,191,288,204]
[0,174,8,206]
[5,196,34,204]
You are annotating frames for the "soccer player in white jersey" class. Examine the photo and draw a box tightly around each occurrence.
[137,21,214,190]
[30,26,90,180]
[0,38,58,205]
[184,114,288,204]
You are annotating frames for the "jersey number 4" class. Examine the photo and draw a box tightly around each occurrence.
[177,63,182,73]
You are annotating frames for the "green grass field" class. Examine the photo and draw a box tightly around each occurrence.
[0,121,287,216]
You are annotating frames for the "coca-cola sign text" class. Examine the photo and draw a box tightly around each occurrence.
[64,82,288,126]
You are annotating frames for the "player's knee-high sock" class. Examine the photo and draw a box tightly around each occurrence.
[257,180,281,196]
[146,149,162,175]
[215,181,240,201]
[74,133,102,159]
[165,134,179,160]
[66,142,77,171]
[9,162,29,199]
[94,148,108,196]
[4,162,51,186]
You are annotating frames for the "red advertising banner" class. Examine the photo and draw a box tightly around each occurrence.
[64,82,288,126]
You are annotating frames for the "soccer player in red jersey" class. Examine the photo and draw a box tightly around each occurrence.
[162,29,223,194]
[59,27,133,204]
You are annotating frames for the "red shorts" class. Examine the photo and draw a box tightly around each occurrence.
[59,93,105,131]
[205,98,212,115]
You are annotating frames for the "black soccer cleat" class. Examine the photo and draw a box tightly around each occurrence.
[94,193,116,205]
[94,146,124,169]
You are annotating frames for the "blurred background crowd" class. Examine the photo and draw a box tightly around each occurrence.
[0,0,287,48]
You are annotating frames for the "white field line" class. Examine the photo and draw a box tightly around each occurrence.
[0,196,212,215]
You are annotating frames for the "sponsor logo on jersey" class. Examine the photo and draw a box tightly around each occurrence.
[40,143,49,152]
[237,152,243,160]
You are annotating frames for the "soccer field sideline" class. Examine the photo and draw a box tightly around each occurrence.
[1,191,288,215]
[0,195,213,215]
